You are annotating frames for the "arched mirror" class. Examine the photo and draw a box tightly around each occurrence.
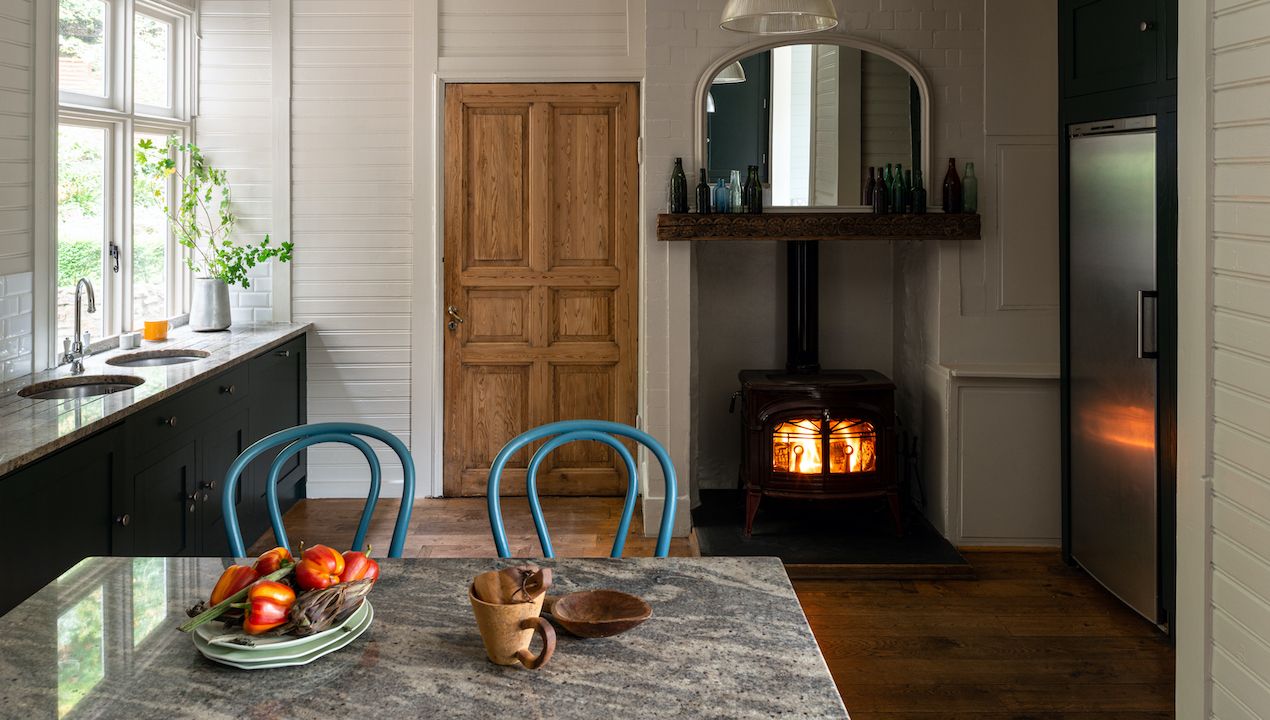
[698,39,929,209]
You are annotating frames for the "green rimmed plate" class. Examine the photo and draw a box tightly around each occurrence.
[193,601,372,666]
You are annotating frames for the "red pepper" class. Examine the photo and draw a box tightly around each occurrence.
[253,546,292,575]
[241,581,295,635]
[209,565,260,606]
[294,544,345,591]
[339,548,380,584]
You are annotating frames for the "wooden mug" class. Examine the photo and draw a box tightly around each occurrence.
[468,584,556,669]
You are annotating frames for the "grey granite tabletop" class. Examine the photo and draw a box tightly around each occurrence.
[0,322,310,477]
[0,556,849,719]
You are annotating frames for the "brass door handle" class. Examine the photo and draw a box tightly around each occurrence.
[447,305,465,331]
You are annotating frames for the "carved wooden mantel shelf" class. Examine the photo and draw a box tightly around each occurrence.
[656,212,980,242]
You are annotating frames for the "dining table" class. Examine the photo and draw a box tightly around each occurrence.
[0,555,849,719]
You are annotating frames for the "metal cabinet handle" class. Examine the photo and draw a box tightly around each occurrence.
[200,480,217,490]
[159,416,177,427]
[115,513,130,527]
[221,384,235,395]
[1137,290,1159,359]
[1139,20,1155,31]
[275,349,291,358]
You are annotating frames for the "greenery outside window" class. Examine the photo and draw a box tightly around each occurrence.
[56,0,192,345]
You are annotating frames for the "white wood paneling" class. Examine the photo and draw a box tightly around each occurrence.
[291,0,413,497]
[437,0,643,79]
[0,0,31,276]
[197,0,276,324]
[1208,0,1270,713]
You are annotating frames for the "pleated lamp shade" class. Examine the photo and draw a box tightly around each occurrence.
[720,0,839,34]
[712,61,747,84]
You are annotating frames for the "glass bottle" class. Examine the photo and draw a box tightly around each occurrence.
[942,157,962,214]
[911,169,927,214]
[863,166,876,207]
[669,158,689,213]
[729,170,743,213]
[695,168,712,214]
[713,178,730,214]
[891,163,905,213]
[872,168,889,214]
[902,169,913,213]
[743,165,762,214]
[962,162,978,214]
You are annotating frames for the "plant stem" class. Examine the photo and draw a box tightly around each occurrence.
[178,564,294,633]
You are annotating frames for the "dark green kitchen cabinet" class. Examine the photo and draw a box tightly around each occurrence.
[0,426,123,615]
[129,438,199,557]
[1062,0,1164,98]
[198,404,252,558]
[248,336,308,518]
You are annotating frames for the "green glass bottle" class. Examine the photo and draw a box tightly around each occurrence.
[962,162,978,214]
[911,169,927,213]
[669,158,689,213]
[891,163,905,213]
[743,165,762,214]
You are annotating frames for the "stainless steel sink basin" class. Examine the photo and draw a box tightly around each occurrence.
[106,349,210,367]
[19,375,145,400]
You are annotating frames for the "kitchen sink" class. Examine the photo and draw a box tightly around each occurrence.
[106,349,211,367]
[18,375,145,400]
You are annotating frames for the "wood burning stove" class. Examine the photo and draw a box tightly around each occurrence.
[736,241,901,536]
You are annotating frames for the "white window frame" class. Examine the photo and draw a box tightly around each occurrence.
[47,0,195,356]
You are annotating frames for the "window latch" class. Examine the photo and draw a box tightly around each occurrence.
[109,243,120,273]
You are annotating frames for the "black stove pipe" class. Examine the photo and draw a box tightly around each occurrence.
[785,240,820,373]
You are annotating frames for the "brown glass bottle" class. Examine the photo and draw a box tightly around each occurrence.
[863,166,876,206]
[942,157,962,213]
[742,165,762,214]
[695,168,712,214]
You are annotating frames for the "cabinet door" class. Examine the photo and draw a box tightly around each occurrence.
[131,440,199,557]
[0,427,121,614]
[249,337,307,515]
[1064,0,1159,97]
[199,405,251,556]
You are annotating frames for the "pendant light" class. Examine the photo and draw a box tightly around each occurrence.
[720,0,839,34]
[712,61,747,84]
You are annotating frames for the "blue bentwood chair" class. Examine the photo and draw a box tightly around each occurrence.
[222,422,416,559]
[487,420,678,558]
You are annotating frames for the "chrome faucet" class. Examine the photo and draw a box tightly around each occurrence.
[62,278,96,374]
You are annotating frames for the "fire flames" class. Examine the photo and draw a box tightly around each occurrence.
[772,418,877,475]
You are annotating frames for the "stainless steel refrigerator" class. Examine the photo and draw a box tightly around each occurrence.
[1068,115,1161,623]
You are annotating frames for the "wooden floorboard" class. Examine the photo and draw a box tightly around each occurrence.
[257,498,1175,718]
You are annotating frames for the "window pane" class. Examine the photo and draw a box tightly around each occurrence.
[134,14,170,108]
[57,124,106,342]
[58,0,107,97]
[133,132,170,325]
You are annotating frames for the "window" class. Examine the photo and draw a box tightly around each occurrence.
[56,0,191,345]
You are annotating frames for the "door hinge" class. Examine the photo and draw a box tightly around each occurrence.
[637,136,644,165]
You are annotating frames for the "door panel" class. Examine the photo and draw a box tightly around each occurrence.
[1069,127,1159,621]
[445,83,639,497]
[133,440,198,557]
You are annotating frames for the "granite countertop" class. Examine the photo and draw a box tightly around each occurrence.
[0,322,311,477]
[0,556,849,719]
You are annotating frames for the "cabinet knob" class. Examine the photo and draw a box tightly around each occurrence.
[275,349,291,358]
[1139,19,1155,31]
[202,492,210,502]
[159,416,177,427]
[221,384,235,395]
[115,513,130,527]
[200,480,217,490]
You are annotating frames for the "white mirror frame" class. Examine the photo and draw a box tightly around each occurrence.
[694,33,932,211]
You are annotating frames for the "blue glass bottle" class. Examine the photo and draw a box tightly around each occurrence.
[713,179,730,214]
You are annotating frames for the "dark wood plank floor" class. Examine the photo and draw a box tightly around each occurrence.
[258,499,1174,719]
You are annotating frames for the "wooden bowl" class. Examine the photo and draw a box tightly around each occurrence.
[542,590,652,638]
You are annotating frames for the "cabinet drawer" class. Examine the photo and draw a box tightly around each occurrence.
[132,364,250,447]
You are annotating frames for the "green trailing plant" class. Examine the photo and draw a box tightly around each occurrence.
[135,136,292,288]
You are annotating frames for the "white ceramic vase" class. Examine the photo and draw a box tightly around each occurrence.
[190,277,232,331]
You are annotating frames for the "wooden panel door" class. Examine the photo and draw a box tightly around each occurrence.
[444,83,638,497]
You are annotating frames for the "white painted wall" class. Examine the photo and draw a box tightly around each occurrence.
[0,0,34,376]
[1177,0,1270,715]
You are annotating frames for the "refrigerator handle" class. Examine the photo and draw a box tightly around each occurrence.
[1137,290,1159,359]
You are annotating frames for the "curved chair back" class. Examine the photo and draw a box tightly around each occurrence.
[487,420,677,558]
[223,422,416,558]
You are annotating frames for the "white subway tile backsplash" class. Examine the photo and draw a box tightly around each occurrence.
[0,271,33,381]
